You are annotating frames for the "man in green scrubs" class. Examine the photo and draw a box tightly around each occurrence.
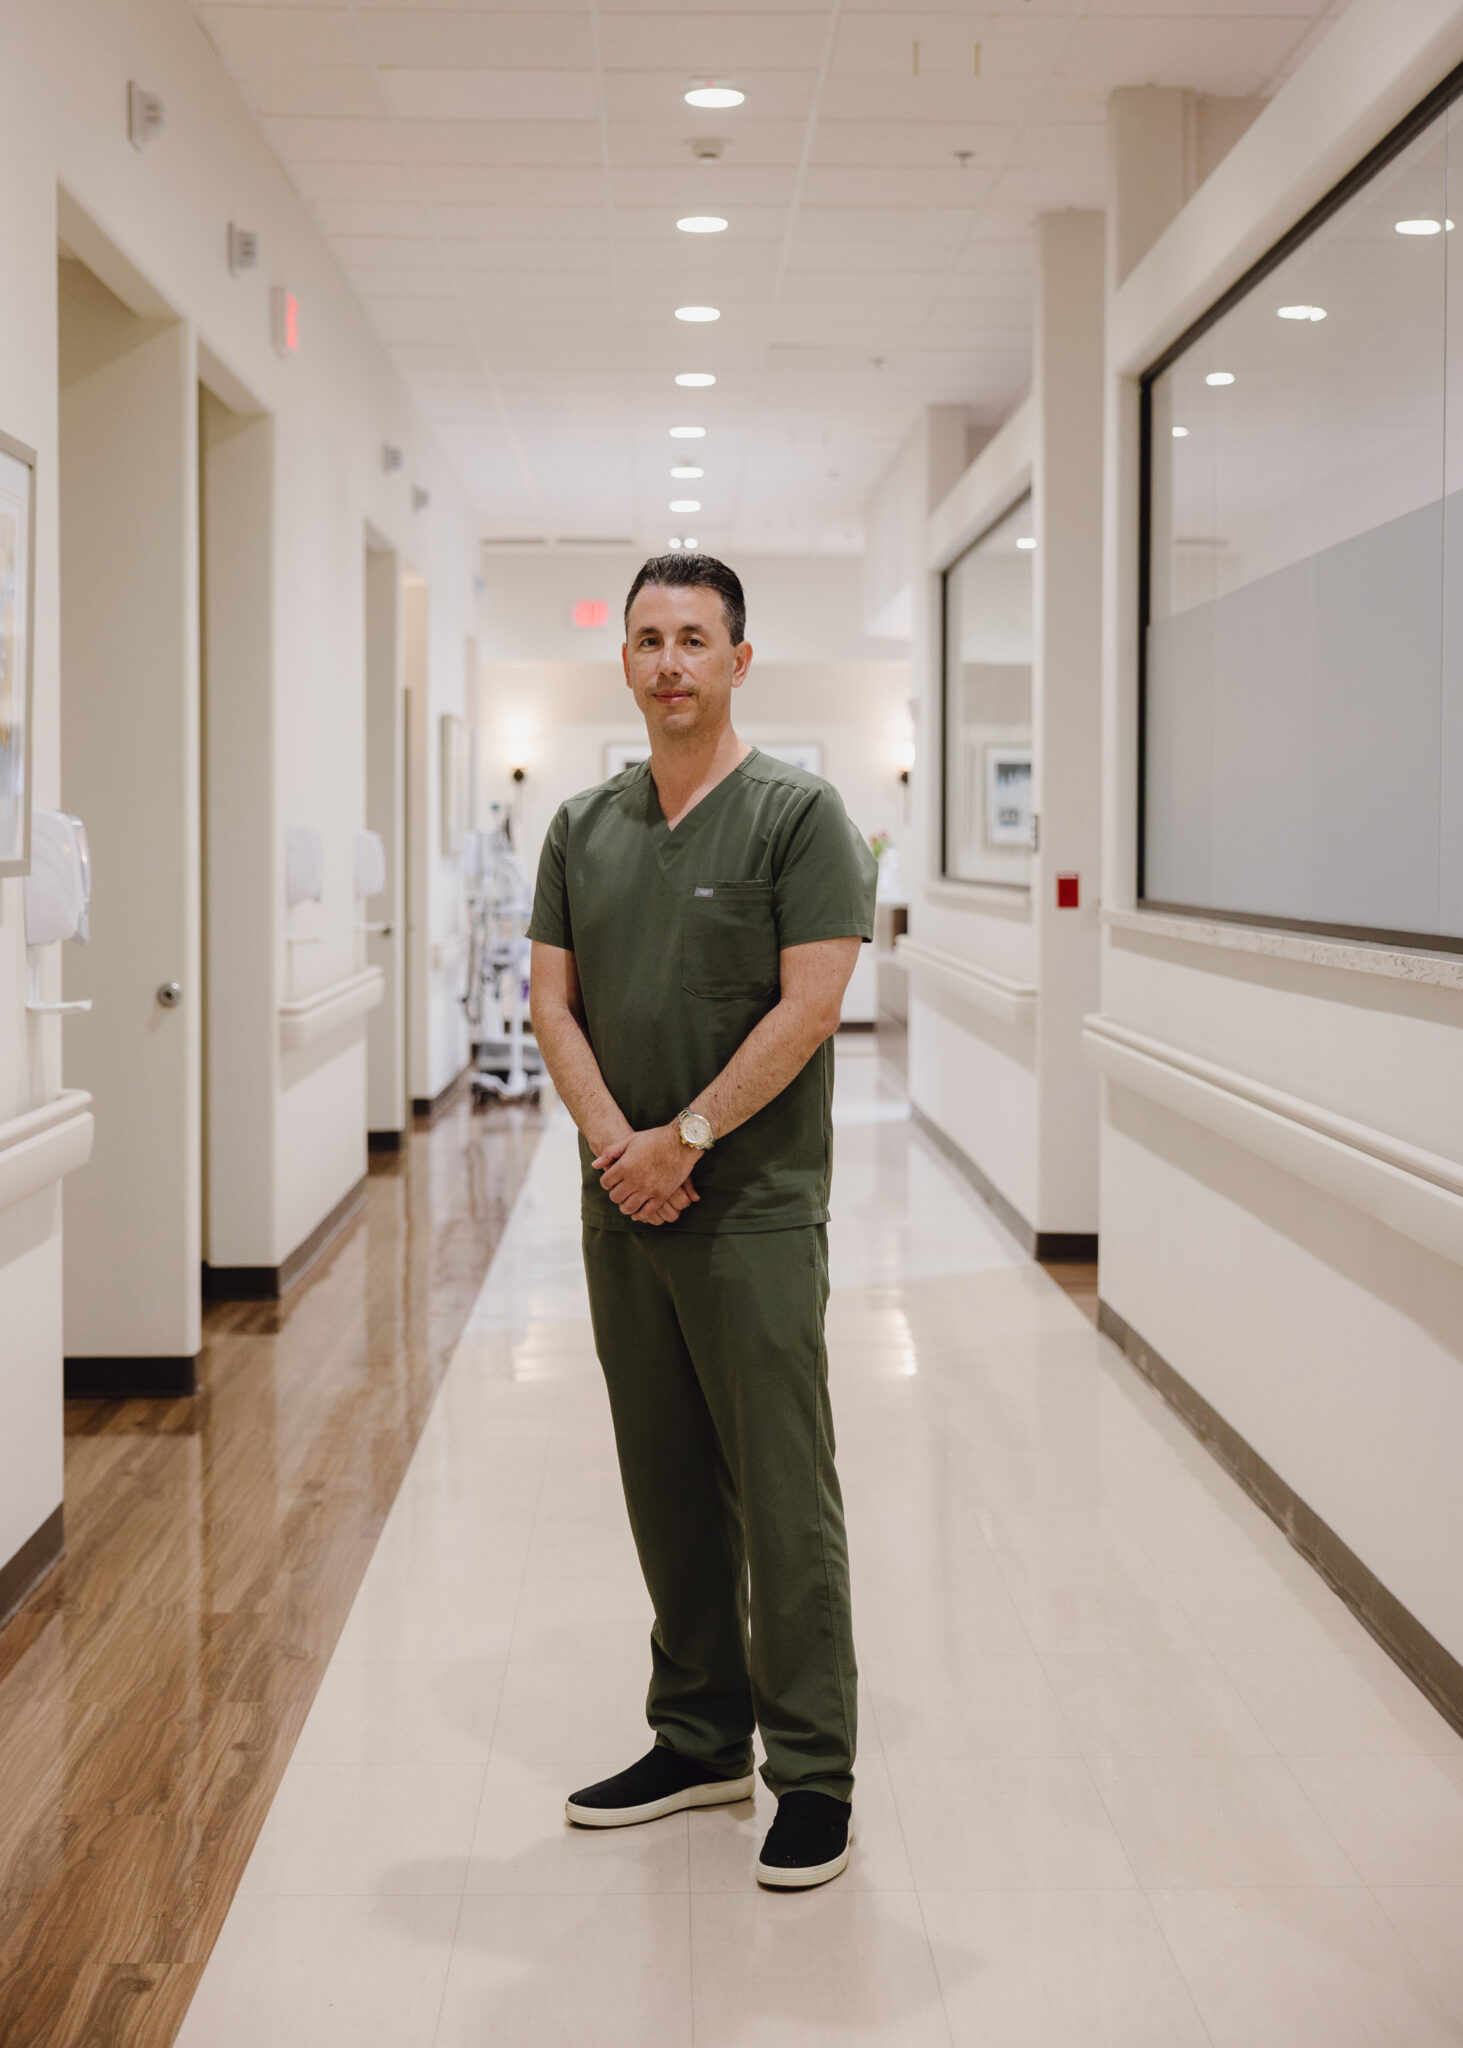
[528,554,876,1890]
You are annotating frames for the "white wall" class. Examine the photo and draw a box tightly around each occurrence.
[899,212,1107,1247]
[0,0,482,1566]
[1099,0,1463,1670]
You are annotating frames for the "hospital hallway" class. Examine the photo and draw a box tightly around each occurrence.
[7,1033,1458,2047]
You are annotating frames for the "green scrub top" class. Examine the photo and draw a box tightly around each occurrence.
[527,748,877,1235]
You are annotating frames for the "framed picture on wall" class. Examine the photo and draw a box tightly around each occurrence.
[0,432,37,878]
[984,744,1034,848]
[605,741,650,778]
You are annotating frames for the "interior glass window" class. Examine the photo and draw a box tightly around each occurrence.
[941,492,1035,887]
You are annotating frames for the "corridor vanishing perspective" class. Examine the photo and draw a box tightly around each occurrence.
[177,1040,1463,2048]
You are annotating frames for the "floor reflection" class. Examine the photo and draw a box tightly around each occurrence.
[0,1095,543,2047]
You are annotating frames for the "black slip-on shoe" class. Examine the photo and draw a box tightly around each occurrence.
[565,1746,754,1828]
[756,1789,852,1889]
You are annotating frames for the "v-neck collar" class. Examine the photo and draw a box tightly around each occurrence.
[645,748,758,862]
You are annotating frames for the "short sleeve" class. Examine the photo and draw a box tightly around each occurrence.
[771,785,878,949]
[526,805,574,950]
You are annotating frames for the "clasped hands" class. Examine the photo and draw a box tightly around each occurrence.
[592,1124,700,1225]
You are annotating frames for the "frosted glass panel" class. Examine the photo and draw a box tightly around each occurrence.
[942,495,1034,887]
[1144,102,1458,945]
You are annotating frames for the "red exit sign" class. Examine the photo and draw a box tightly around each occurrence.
[570,599,610,629]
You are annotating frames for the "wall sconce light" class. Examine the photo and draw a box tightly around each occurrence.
[128,81,165,150]
[895,738,916,786]
[228,224,259,274]
[511,766,527,785]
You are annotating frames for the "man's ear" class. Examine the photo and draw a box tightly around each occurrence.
[621,643,632,687]
[732,640,753,687]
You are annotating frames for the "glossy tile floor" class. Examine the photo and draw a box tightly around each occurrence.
[176,1039,1463,2047]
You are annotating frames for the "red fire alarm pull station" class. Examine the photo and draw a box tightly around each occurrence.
[1056,873,1080,909]
[571,599,610,630]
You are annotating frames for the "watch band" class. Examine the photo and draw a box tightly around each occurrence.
[677,1108,715,1152]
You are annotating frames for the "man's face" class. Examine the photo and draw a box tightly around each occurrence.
[622,582,751,742]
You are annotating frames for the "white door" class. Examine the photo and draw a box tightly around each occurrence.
[58,255,200,1364]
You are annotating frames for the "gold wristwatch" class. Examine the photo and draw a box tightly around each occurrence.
[677,1108,714,1153]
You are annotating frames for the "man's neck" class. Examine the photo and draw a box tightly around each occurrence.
[649,724,750,830]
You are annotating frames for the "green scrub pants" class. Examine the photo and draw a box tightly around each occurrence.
[582,1222,857,1803]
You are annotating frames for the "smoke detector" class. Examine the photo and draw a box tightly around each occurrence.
[228,223,259,274]
[688,136,726,163]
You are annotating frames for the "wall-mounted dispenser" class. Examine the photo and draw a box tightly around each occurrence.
[355,827,392,944]
[25,809,93,1015]
[285,822,324,908]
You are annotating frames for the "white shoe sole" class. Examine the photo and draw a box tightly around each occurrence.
[565,1772,755,1829]
[756,1841,851,1890]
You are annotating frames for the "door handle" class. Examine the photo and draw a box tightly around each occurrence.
[156,981,182,1009]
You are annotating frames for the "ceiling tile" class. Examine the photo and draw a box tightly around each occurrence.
[260,116,400,162]
[361,11,597,68]
[403,119,602,166]
[381,70,599,121]
[196,6,362,70]
[598,13,830,69]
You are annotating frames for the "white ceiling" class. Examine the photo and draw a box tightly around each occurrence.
[191,0,1349,555]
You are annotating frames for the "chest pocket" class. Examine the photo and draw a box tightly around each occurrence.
[682,880,778,1001]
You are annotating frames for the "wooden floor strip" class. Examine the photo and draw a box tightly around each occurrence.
[0,1097,544,2047]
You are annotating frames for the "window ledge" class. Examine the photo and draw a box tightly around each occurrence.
[1104,907,1463,992]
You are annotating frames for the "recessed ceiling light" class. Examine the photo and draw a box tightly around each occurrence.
[685,82,744,109]
[1171,426,1190,438]
[1206,371,1235,386]
[668,536,683,548]
[671,465,704,479]
[669,425,706,439]
[678,216,728,234]
[675,305,720,322]
[670,498,702,513]
[1395,217,1454,234]
[684,536,698,547]
[1277,303,1326,321]
[1016,536,1036,551]
[676,371,716,387]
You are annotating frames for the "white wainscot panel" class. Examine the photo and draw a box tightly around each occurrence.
[0,1091,96,1216]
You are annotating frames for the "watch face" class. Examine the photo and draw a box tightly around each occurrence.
[682,1112,713,1149]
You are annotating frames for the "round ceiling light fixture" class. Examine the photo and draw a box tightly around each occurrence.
[1395,217,1454,234]
[1277,303,1327,321]
[1172,426,1189,438]
[669,425,706,439]
[1016,536,1036,551]
[671,465,704,479]
[1206,371,1236,386]
[670,498,702,513]
[676,371,716,387]
[675,305,720,322]
[678,215,728,234]
[685,82,744,108]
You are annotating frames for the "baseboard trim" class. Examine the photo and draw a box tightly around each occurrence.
[64,1357,198,1399]
[0,1505,64,1632]
[367,1129,403,1153]
[1097,1298,1463,1743]
[202,1175,368,1302]
[836,1018,877,1033]
[910,1105,1096,1264]
[412,1063,471,1123]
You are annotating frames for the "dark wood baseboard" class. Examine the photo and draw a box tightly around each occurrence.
[367,1129,403,1152]
[910,1104,1097,1264]
[202,1175,368,1303]
[412,1062,470,1123]
[64,1357,198,1399]
[0,1506,64,1633]
[837,1018,877,1033]
[1098,1298,1463,1744]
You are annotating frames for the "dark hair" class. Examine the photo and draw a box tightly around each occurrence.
[623,553,746,647]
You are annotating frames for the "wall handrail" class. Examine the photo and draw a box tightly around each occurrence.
[1082,1012,1463,1269]
[0,1089,95,1216]
[896,935,1037,1030]
[278,967,384,1052]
